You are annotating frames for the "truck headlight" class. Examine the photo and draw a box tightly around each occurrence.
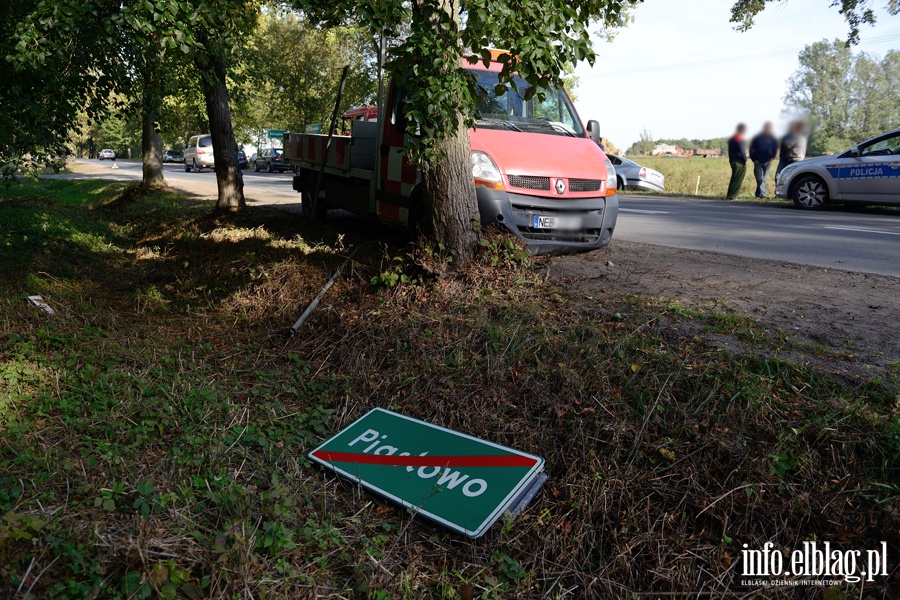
[471,151,504,190]
[604,159,616,196]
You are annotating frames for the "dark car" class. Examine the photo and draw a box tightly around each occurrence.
[163,149,183,163]
[237,150,249,169]
[253,147,291,173]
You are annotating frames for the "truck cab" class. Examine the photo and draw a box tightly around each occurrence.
[285,51,618,255]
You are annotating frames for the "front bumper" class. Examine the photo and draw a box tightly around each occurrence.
[775,175,789,198]
[627,179,665,193]
[476,187,618,255]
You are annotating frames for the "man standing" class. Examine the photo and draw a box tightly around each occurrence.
[776,120,808,179]
[749,122,778,198]
[727,123,748,200]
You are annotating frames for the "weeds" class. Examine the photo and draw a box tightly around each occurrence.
[0,180,898,598]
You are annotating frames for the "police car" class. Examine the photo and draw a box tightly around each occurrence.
[776,129,900,209]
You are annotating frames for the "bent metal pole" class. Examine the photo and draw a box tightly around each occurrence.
[311,65,350,220]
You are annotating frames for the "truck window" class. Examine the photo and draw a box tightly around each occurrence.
[199,136,212,148]
[472,69,584,138]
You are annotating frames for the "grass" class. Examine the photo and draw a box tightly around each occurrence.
[628,156,782,200]
[1,179,899,598]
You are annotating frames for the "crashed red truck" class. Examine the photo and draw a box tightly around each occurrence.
[284,50,618,255]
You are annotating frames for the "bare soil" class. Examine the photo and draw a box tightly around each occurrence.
[552,240,900,386]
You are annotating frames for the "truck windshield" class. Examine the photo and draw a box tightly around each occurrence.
[472,69,584,138]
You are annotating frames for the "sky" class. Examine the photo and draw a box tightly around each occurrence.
[572,0,900,151]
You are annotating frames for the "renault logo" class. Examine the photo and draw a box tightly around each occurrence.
[555,179,566,194]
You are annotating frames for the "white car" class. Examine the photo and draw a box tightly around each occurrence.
[607,154,666,192]
[776,129,900,209]
[183,134,214,172]
[98,149,115,161]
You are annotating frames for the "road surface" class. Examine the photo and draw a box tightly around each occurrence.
[617,197,900,277]
[64,160,900,277]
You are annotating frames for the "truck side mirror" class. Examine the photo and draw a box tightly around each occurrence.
[587,120,601,145]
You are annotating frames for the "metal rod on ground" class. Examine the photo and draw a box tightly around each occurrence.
[311,65,350,220]
[695,175,700,195]
[289,239,400,334]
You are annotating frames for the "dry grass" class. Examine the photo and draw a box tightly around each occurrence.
[1,180,898,599]
[631,157,781,200]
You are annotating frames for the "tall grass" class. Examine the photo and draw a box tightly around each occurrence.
[633,156,782,200]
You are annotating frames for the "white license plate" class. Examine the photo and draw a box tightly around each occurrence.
[533,215,582,230]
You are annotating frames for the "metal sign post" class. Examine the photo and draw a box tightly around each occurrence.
[309,408,546,538]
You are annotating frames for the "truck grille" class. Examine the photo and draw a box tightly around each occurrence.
[508,175,550,191]
[568,178,603,192]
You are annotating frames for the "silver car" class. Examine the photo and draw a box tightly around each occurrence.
[183,134,215,172]
[776,129,900,209]
[98,149,115,161]
[607,154,666,192]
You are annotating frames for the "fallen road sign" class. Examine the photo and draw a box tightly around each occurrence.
[309,408,546,538]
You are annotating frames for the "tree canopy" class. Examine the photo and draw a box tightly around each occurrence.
[785,39,900,155]
[731,0,899,43]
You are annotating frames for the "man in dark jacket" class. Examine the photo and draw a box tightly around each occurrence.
[749,121,778,198]
[727,123,748,200]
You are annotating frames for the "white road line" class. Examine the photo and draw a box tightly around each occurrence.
[620,208,670,215]
[824,226,900,237]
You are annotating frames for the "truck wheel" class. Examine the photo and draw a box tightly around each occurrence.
[301,183,326,220]
[184,160,191,173]
[792,175,828,210]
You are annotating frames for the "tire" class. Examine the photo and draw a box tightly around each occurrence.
[184,160,191,173]
[254,161,260,172]
[301,181,326,220]
[617,176,625,191]
[792,175,829,210]
[193,159,201,173]
[266,161,273,173]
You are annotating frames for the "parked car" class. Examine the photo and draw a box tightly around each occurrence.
[607,154,666,192]
[98,149,116,161]
[776,129,900,209]
[253,147,291,173]
[237,150,249,169]
[163,149,183,163]
[183,134,214,172]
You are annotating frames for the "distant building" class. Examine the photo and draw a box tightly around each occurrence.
[694,148,722,158]
[651,144,679,156]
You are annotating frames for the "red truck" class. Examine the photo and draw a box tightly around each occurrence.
[284,51,618,254]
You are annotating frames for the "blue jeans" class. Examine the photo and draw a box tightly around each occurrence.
[753,161,772,197]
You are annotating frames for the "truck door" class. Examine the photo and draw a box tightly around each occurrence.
[378,82,419,225]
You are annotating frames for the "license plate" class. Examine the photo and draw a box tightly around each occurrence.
[533,215,581,230]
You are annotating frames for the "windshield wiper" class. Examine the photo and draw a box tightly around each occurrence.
[475,117,522,132]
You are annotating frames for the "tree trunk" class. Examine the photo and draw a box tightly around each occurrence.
[422,120,478,264]
[140,97,165,190]
[415,0,479,265]
[197,35,245,211]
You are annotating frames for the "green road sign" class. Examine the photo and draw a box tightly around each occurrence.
[267,129,285,139]
[309,408,546,538]
[305,123,322,134]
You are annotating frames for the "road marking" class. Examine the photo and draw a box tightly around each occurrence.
[824,226,900,237]
[620,208,669,215]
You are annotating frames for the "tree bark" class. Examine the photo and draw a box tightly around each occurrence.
[422,120,478,264]
[197,34,245,211]
[140,90,166,190]
[415,0,480,265]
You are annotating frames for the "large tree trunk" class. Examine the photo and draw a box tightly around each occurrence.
[422,120,478,264]
[414,0,479,265]
[197,35,245,211]
[140,99,165,190]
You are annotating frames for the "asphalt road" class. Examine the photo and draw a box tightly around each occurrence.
[67,160,900,277]
[616,197,900,277]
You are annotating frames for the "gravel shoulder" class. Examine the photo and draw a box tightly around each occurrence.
[552,240,900,385]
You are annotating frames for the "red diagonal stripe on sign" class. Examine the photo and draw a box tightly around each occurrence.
[312,450,537,468]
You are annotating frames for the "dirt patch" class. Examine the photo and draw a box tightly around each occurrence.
[552,240,900,385]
